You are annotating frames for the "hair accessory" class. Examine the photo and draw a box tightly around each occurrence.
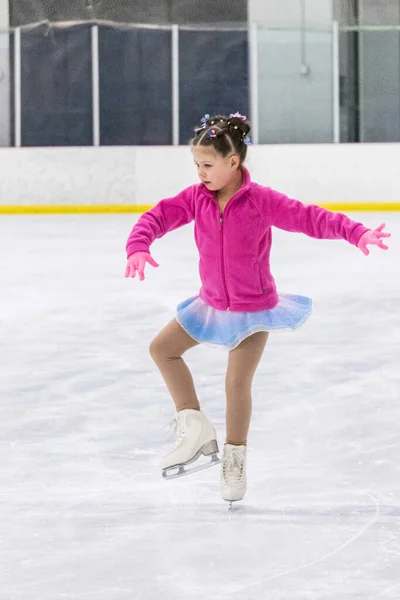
[194,113,210,134]
[229,112,247,121]
[243,136,252,146]
[206,129,217,139]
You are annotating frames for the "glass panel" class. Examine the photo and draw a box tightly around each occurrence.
[360,0,400,25]
[359,30,400,142]
[339,31,360,143]
[99,25,172,145]
[334,0,359,26]
[10,0,247,27]
[257,26,333,143]
[21,24,92,146]
[179,29,249,144]
[171,0,246,24]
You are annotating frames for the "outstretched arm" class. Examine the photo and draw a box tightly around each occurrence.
[125,185,196,257]
[263,188,390,251]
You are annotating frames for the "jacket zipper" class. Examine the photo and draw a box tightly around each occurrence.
[219,211,230,311]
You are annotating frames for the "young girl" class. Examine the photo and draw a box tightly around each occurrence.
[124,113,390,507]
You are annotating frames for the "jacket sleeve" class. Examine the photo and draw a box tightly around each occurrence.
[126,186,196,257]
[263,187,369,246]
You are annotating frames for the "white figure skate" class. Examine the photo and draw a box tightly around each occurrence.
[220,444,247,509]
[161,409,220,480]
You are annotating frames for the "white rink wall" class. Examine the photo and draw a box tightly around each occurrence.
[0,144,399,208]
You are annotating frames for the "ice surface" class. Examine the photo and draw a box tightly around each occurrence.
[0,213,399,600]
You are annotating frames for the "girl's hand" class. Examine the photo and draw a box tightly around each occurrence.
[125,252,159,280]
[357,223,391,256]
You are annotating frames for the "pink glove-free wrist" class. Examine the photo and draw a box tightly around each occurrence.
[357,223,391,256]
[125,251,159,281]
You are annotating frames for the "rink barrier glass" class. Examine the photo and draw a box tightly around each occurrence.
[1,203,400,214]
[5,20,400,146]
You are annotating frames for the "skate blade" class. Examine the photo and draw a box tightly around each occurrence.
[162,453,220,480]
[224,498,243,510]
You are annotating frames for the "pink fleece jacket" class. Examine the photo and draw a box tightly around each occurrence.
[126,167,369,312]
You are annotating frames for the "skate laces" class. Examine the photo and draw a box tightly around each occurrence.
[222,447,245,485]
[161,415,186,448]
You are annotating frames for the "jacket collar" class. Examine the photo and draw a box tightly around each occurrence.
[199,166,252,202]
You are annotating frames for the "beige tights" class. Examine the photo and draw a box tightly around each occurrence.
[149,318,269,445]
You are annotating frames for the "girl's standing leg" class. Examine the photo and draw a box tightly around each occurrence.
[149,318,201,411]
[225,331,269,445]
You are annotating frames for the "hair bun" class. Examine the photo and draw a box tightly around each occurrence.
[227,115,251,139]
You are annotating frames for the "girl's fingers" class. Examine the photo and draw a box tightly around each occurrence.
[147,256,159,268]
[369,237,388,250]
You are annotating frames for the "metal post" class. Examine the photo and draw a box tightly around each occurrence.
[0,0,11,146]
[91,25,100,146]
[332,20,340,143]
[171,24,179,145]
[358,25,364,143]
[249,22,259,144]
[14,27,21,148]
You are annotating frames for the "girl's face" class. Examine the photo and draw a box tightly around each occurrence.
[191,146,240,192]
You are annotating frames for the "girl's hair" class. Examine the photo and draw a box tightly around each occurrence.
[191,113,251,165]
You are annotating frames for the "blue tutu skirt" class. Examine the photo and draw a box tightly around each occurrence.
[176,293,312,350]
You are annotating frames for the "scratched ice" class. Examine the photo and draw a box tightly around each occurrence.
[0,214,399,600]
